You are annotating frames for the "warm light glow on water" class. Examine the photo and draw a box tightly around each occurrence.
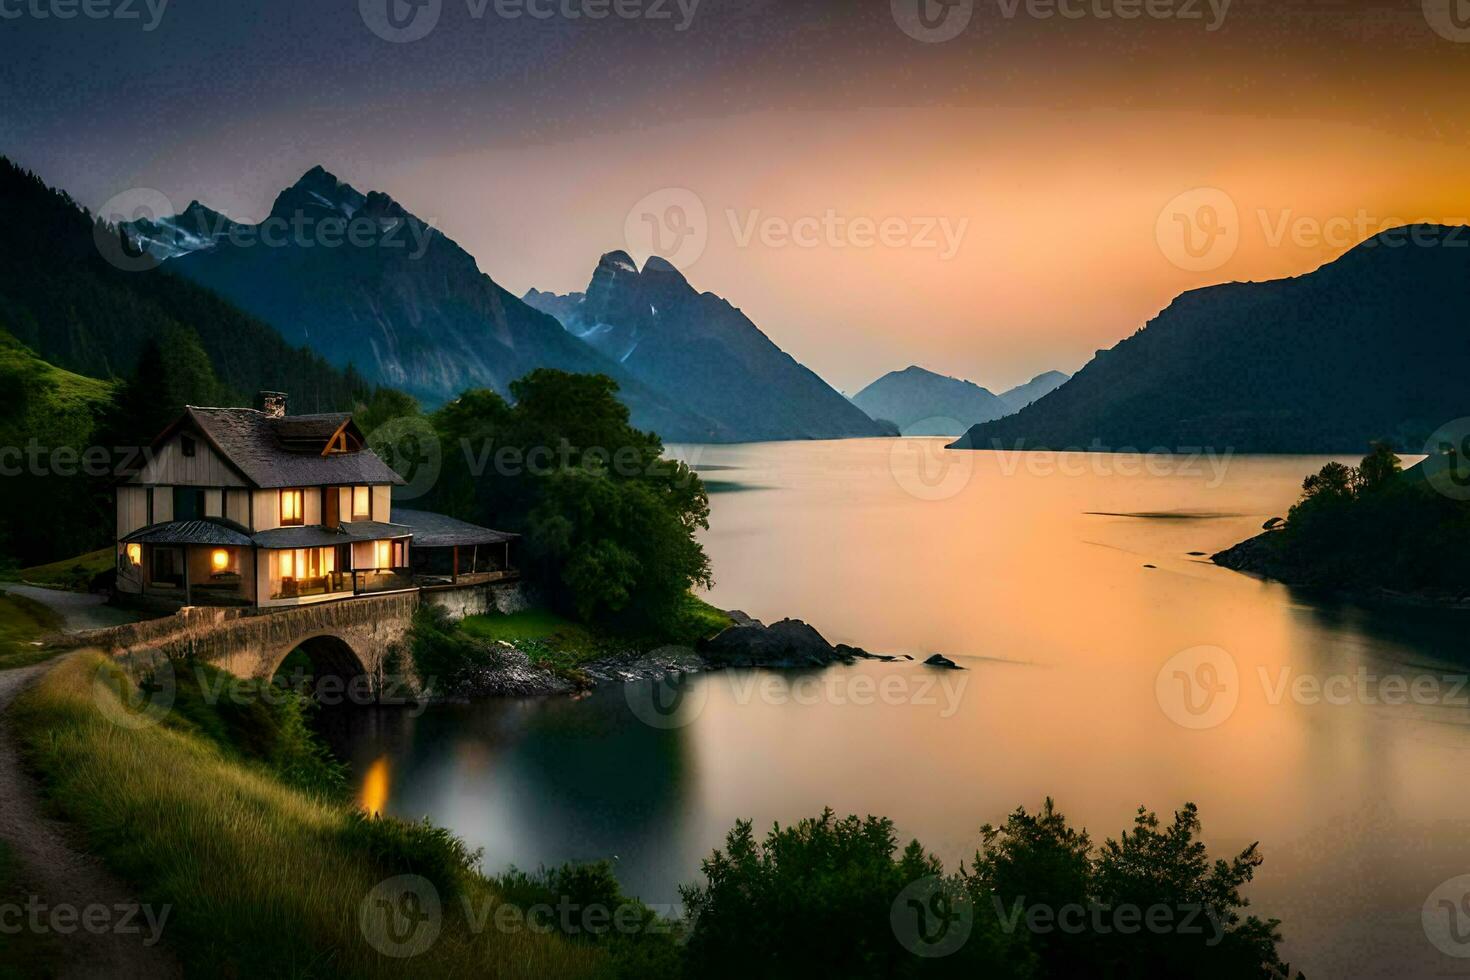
[359,756,390,816]
[332,440,1470,977]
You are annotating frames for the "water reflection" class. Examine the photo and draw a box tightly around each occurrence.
[328,441,1470,976]
[328,691,698,898]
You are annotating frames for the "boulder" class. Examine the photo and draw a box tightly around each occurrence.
[701,618,860,667]
[923,654,963,669]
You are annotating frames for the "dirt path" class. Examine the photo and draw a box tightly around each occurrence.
[0,662,182,979]
[0,584,141,632]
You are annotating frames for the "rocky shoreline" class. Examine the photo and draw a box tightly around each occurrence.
[434,611,958,701]
[1212,531,1470,609]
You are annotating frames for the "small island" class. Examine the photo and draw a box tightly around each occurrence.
[1213,444,1470,604]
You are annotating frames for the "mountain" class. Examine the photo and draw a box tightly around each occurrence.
[952,225,1470,454]
[523,252,888,441]
[143,167,719,441]
[998,370,1070,413]
[850,366,1010,436]
[0,157,372,414]
[127,200,242,260]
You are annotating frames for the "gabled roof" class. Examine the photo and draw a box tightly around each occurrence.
[170,407,404,489]
[392,509,518,547]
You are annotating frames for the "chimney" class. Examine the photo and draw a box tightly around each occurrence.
[258,391,288,418]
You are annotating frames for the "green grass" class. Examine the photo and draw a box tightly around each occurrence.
[666,595,734,646]
[7,653,607,979]
[0,328,115,421]
[0,592,64,669]
[458,597,732,676]
[460,608,590,646]
[460,609,601,677]
[4,548,113,591]
[0,839,63,979]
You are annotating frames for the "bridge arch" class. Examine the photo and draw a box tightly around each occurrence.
[271,632,370,687]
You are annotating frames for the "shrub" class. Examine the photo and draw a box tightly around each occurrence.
[339,811,482,900]
[163,661,347,796]
[680,810,1030,979]
[406,603,494,692]
[491,861,684,979]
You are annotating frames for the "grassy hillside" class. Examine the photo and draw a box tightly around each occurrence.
[0,329,117,564]
[5,547,114,591]
[0,592,64,669]
[10,653,606,978]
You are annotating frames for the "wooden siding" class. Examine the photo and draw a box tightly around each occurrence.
[373,485,391,523]
[132,432,247,487]
[116,486,149,538]
[252,489,279,532]
[151,487,173,523]
[226,489,250,528]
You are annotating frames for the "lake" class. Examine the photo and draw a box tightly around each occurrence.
[329,439,1470,977]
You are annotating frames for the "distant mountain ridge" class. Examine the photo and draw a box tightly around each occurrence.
[850,366,1010,436]
[523,251,888,441]
[849,366,1071,436]
[952,225,1470,453]
[998,370,1070,413]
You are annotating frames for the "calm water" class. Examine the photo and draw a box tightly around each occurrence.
[331,440,1470,977]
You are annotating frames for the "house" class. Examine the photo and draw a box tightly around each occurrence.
[115,392,515,607]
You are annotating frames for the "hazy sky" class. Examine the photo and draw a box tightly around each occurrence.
[4,0,1469,392]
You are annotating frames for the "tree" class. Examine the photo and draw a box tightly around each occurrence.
[680,810,1030,979]
[421,370,712,630]
[1355,442,1402,494]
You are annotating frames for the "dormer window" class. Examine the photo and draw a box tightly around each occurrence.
[181,434,196,458]
[352,486,372,520]
[280,489,304,526]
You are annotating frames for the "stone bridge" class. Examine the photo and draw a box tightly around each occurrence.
[70,583,527,693]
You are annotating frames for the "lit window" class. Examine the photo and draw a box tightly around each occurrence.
[211,549,230,572]
[376,540,391,569]
[280,489,303,526]
[352,486,371,519]
[279,551,294,577]
[125,543,141,566]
